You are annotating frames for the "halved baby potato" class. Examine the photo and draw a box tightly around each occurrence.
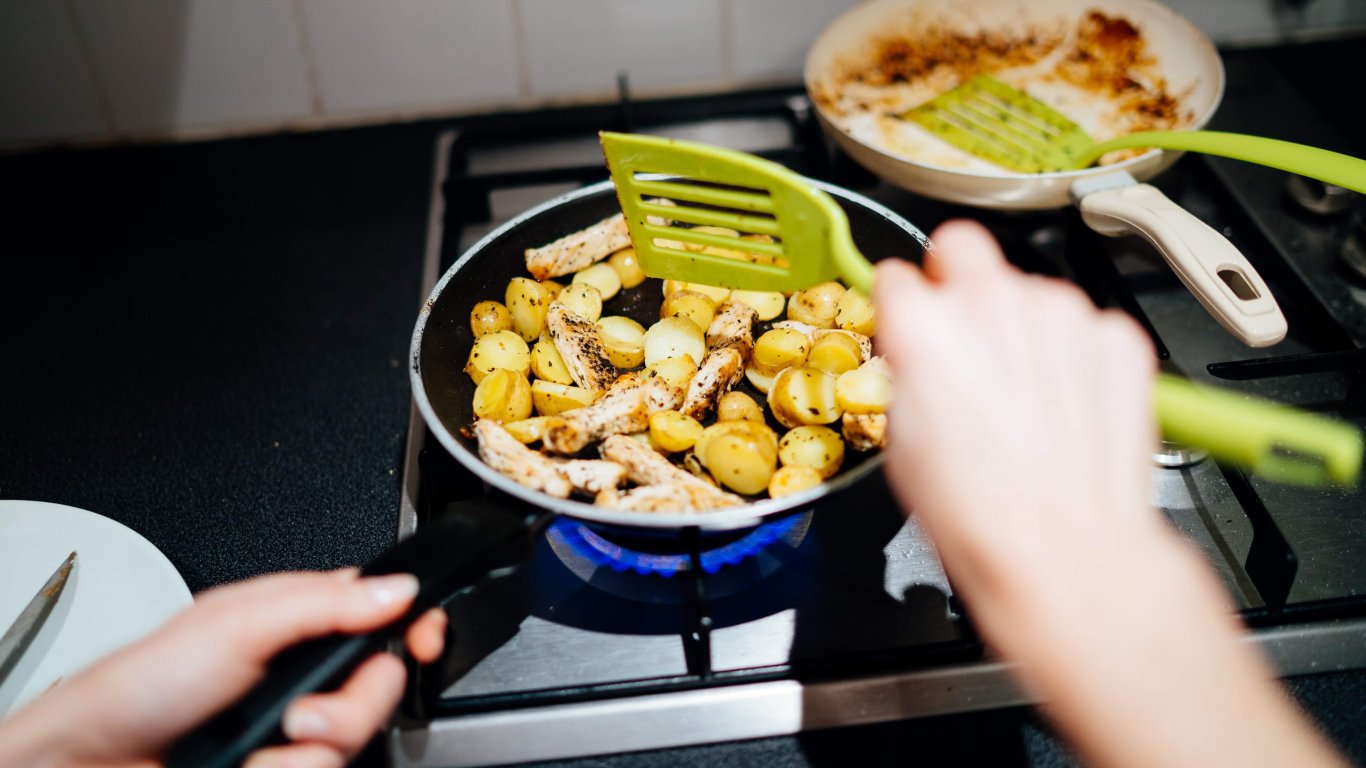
[716,391,765,423]
[660,290,717,334]
[751,327,810,376]
[465,330,530,384]
[502,415,552,444]
[787,281,845,328]
[505,278,555,342]
[643,316,706,367]
[572,263,623,301]
[649,410,705,453]
[596,315,647,369]
[644,354,698,390]
[531,379,597,416]
[473,368,533,422]
[835,368,892,414]
[556,282,603,322]
[778,425,845,479]
[607,248,647,289]
[729,289,786,321]
[768,465,823,498]
[470,300,513,338]
[530,338,574,385]
[835,287,875,336]
[807,332,863,375]
[767,366,841,428]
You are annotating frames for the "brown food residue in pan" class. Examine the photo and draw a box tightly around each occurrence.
[814,9,1193,169]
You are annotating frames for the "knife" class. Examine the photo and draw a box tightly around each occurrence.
[0,551,78,689]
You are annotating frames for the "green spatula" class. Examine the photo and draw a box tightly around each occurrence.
[598,130,1363,487]
[902,74,1366,187]
[600,131,873,294]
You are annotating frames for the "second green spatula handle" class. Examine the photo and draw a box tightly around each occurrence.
[1154,373,1362,487]
[1090,131,1366,195]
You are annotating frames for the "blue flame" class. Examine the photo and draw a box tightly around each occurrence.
[549,516,800,576]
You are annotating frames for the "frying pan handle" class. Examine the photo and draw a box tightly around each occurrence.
[164,502,542,768]
[1075,178,1287,348]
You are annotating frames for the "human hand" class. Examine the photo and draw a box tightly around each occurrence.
[0,569,447,768]
[873,220,1344,768]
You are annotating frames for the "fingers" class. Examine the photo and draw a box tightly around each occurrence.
[923,219,1012,284]
[243,742,346,768]
[279,652,407,758]
[186,571,420,665]
[405,608,448,664]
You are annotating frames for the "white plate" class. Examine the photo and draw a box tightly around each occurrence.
[0,500,193,716]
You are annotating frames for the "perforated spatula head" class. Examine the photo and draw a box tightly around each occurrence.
[900,75,1095,173]
[600,131,873,293]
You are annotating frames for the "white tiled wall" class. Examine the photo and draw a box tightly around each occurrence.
[1,0,1363,149]
[300,0,521,115]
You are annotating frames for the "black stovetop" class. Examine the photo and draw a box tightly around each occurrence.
[402,51,1366,726]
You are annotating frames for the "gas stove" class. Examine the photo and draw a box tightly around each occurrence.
[389,52,1366,768]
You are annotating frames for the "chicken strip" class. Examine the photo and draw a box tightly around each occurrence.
[523,199,675,281]
[542,378,683,455]
[842,412,888,452]
[706,300,758,359]
[598,434,743,508]
[553,459,628,495]
[546,303,616,395]
[473,420,572,498]
[594,482,742,512]
[525,214,631,281]
[680,346,745,421]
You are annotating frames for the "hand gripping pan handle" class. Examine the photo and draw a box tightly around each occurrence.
[164,502,541,768]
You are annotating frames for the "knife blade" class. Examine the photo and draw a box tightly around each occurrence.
[0,551,78,689]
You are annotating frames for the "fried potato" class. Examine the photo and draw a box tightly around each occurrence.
[767,367,841,428]
[465,330,530,384]
[531,379,597,416]
[505,277,555,342]
[649,410,705,453]
[530,338,575,385]
[473,368,533,422]
[768,465,823,498]
[607,247,647,289]
[470,300,513,338]
[835,368,892,414]
[778,425,845,479]
[716,391,764,422]
[787,281,845,328]
[595,315,646,369]
[835,287,875,336]
[572,263,623,301]
[644,316,706,367]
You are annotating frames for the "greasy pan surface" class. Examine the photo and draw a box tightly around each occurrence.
[804,0,1225,209]
[410,179,928,531]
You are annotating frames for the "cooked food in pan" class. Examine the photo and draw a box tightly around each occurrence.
[809,9,1195,174]
[464,213,892,511]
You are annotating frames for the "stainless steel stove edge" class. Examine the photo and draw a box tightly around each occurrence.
[389,616,1366,768]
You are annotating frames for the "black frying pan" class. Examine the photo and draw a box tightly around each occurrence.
[166,178,928,767]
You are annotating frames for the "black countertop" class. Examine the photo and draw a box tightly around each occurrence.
[1,43,1362,767]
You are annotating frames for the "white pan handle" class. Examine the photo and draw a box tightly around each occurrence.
[1075,178,1287,348]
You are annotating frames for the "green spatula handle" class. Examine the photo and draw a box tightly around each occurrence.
[1089,132,1366,194]
[1154,373,1363,487]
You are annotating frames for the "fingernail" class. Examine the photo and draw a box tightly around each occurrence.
[366,573,418,606]
[282,705,330,739]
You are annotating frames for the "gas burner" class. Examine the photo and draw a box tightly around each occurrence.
[548,515,804,577]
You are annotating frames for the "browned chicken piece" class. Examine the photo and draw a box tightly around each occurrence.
[546,303,617,395]
[524,214,631,281]
[598,434,743,508]
[605,372,644,397]
[706,300,758,359]
[543,379,683,455]
[553,458,628,495]
[680,346,745,421]
[594,482,742,512]
[473,420,572,498]
[843,412,888,452]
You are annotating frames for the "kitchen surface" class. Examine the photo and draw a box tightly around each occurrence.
[3,12,1366,768]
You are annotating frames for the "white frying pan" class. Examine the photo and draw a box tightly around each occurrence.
[805,0,1287,347]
